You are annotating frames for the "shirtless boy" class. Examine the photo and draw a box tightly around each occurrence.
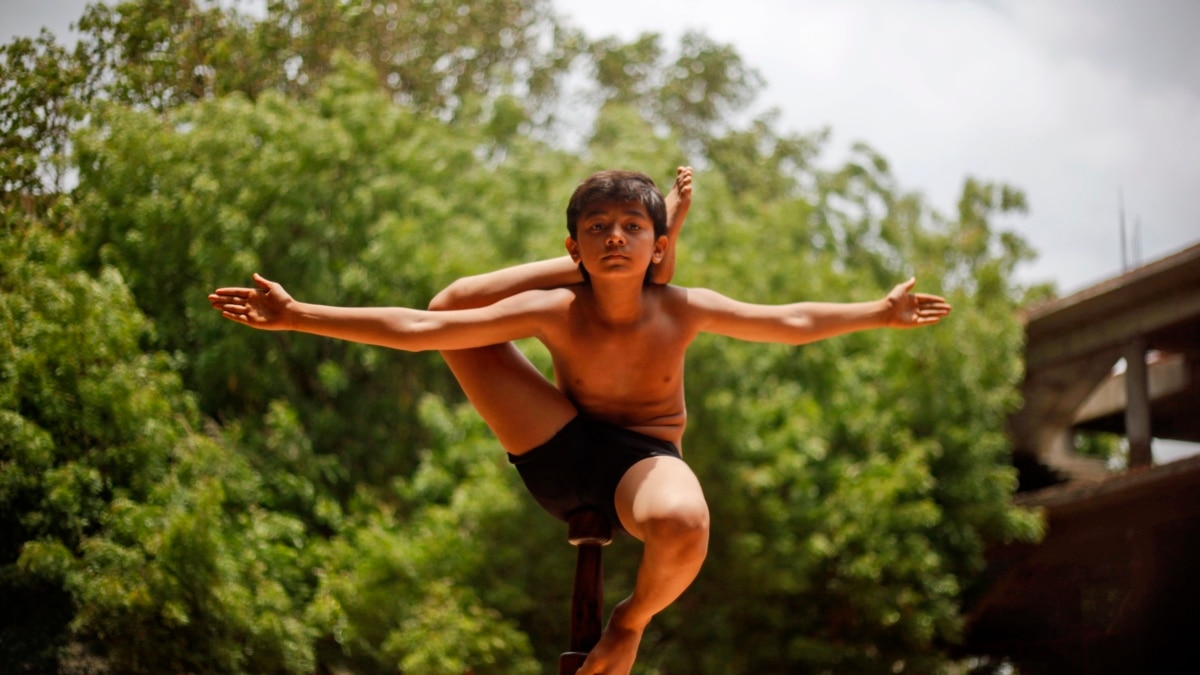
[208,168,951,674]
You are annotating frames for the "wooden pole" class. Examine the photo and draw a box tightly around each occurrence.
[1125,337,1152,468]
[558,509,612,675]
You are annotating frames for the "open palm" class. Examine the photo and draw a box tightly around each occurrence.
[208,273,294,330]
[885,278,952,328]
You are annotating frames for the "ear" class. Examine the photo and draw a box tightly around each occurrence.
[652,234,668,263]
[565,236,580,262]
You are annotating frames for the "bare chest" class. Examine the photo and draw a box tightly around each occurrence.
[544,313,691,416]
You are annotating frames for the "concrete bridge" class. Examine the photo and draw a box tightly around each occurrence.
[963,242,1200,673]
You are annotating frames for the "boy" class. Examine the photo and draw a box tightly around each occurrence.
[208,169,950,674]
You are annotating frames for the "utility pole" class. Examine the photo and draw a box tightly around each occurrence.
[1118,188,1128,272]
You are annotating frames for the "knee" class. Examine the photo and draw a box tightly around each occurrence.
[642,502,710,561]
[429,277,485,311]
[427,285,458,311]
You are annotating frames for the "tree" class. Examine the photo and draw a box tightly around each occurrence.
[586,29,764,157]
[639,150,1043,672]
[2,214,541,675]
[3,1,1048,669]
[0,31,93,214]
[70,56,593,496]
[1,217,317,672]
[72,0,579,120]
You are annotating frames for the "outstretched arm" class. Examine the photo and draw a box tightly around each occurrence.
[432,167,694,310]
[691,278,951,345]
[210,273,550,351]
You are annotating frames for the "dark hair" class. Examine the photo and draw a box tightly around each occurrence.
[565,170,668,239]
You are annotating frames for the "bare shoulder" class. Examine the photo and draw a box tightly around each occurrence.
[664,285,735,311]
[664,285,778,337]
[655,285,738,325]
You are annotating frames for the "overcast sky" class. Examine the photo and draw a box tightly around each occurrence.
[4,0,1198,295]
[556,0,1200,295]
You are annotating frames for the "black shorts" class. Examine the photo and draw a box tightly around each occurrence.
[508,415,682,531]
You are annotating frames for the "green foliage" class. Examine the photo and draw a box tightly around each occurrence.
[73,0,576,120]
[2,2,1047,671]
[73,0,257,112]
[72,58,546,491]
[0,31,92,213]
[1073,430,1122,463]
[641,149,1043,672]
[309,398,539,674]
[1,217,547,673]
[587,29,764,155]
[1,220,315,672]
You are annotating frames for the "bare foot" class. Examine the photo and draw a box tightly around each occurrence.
[651,166,693,285]
[665,166,692,237]
[576,599,645,675]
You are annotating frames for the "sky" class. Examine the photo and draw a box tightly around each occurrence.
[554,0,1200,295]
[3,0,1198,294]
[3,0,1197,457]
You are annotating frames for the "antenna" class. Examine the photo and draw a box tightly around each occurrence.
[1118,188,1128,272]
[1133,217,1142,267]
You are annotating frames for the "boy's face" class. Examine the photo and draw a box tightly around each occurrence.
[566,200,667,281]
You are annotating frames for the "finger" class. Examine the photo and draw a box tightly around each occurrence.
[252,273,275,293]
[209,301,248,316]
[912,294,950,306]
[912,299,950,309]
[209,293,247,306]
[916,298,949,308]
[213,302,248,316]
[212,287,254,297]
[898,277,917,293]
[918,301,952,313]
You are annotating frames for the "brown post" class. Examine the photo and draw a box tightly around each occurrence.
[1124,337,1153,468]
[558,509,613,675]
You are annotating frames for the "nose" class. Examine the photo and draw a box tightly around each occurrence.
[606,226,626,246]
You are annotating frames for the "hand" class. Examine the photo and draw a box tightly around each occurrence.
[884,277,951,328]
[208,273,295,330]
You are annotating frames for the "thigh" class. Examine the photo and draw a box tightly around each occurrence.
[613,455,709,542]
[440,344,577,454]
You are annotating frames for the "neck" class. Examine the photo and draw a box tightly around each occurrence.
[587,276,647,325]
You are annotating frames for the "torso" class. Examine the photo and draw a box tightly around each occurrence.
[539,284,697,447]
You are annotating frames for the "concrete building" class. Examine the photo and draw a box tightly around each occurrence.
[964,242,1200,673]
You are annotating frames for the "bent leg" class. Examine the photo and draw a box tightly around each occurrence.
[428,278,576,454]
[578,456,710,675]
[437,344,576,453]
